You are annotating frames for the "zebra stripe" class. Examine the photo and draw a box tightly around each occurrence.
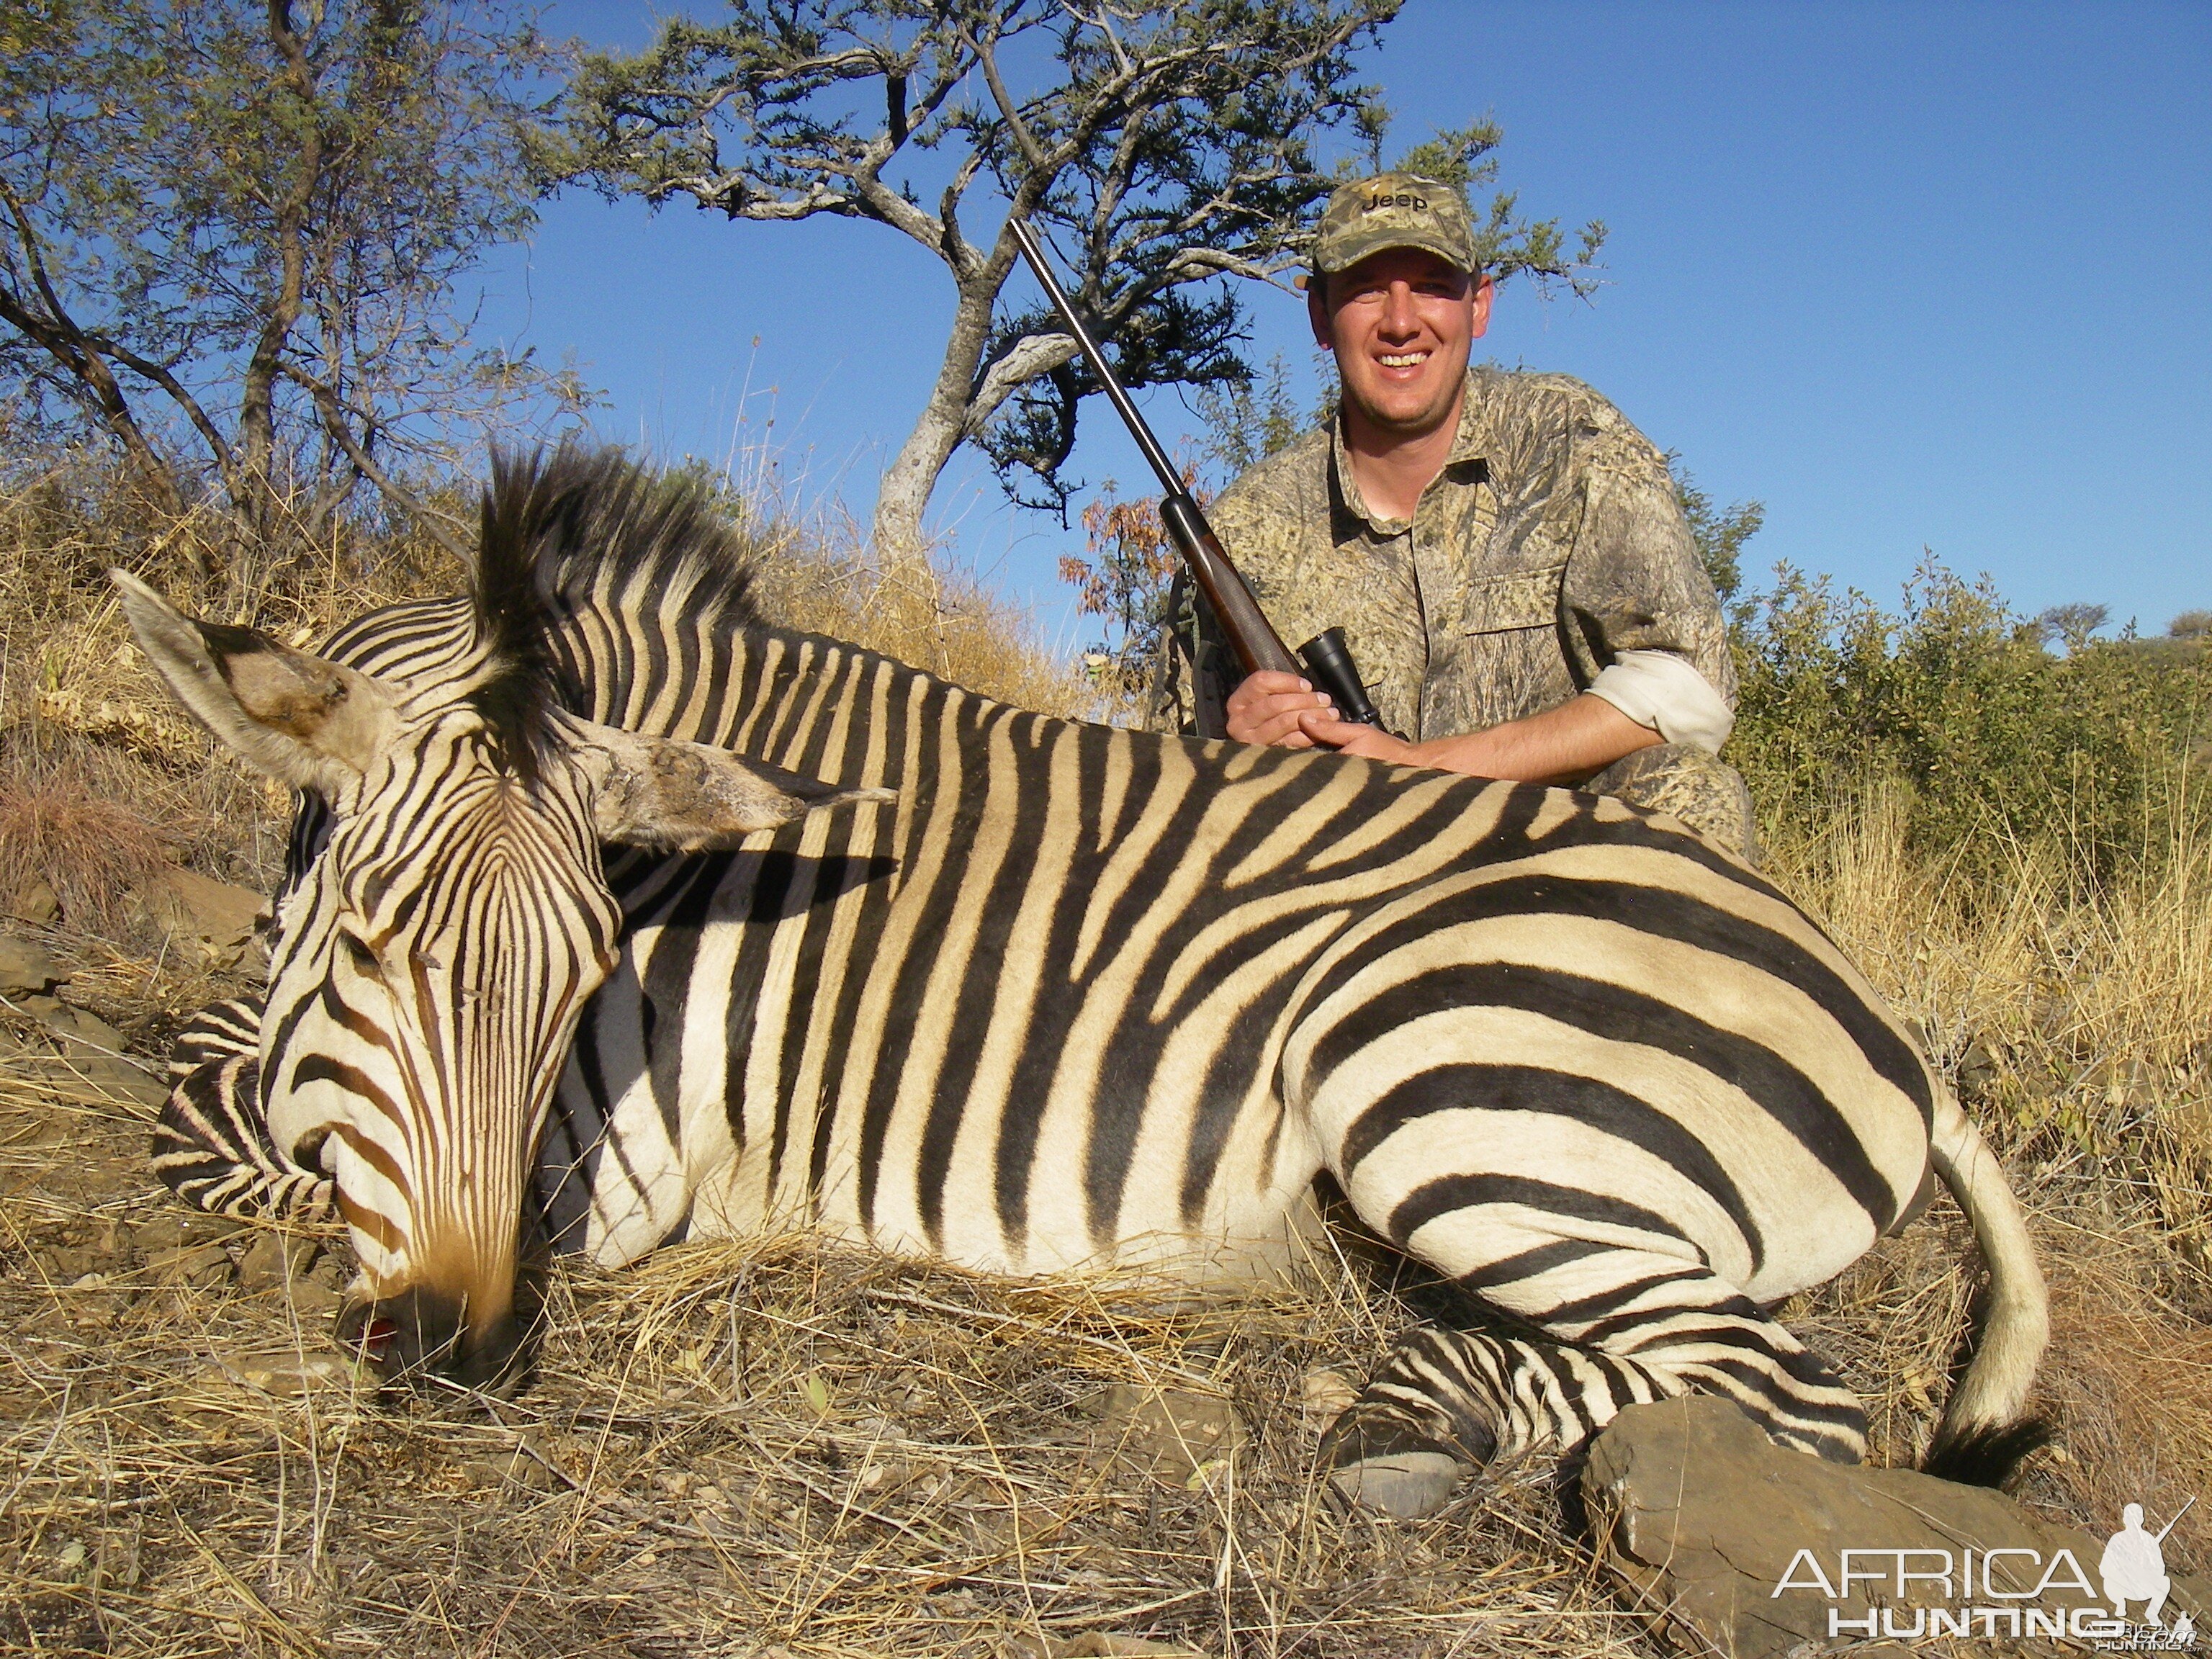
[136,449,2043,1495]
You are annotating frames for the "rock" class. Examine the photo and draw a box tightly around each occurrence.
[4,878,60,926]
[460,1435,559,1493]
[32,1235,131,1282]
[215,1349,370,1397]
[14,994,166,1106]
[148,1240,233,1288]
[1082,1384,1248,1482]
[238,1231,319,1288]
[1300,1365,1358,1431]
[132,1211,240,1255]
[1955,1037,1999,1102]
[135,868,269,963]
[1583,1396,2210,1658]
[0,933,63,993]
[1010,1636,1210,1658]
[282,1276,346,1317]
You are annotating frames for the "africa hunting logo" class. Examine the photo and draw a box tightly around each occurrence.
[1768,1499,2199,1650]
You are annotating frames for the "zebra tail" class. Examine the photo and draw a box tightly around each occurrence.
[1921,1088,2051,1485]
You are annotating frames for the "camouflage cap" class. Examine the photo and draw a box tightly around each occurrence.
[1309,171,1478,276]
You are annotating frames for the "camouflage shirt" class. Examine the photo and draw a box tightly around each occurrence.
[1152,367,1737,742]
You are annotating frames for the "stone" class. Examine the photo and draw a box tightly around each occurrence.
[282,1276,346,1317]
[1010,1636,1210,1658]
[1955,1038,1999,1102]
[1330,1448,1466,1520]
[1582,1396,2210,1658]
[238,1231,320,1288]
[135,868,270,962]
[0,933,63,994]
[4,878,60,926]
[1300,1365,1358,1431]
[460,1436,559,1493]
[132,1211,240,1255]
[148,1240,234,1288]
[14,994,166,1106]
[215,1349,370,1398]
[1082,1384,1249,1483]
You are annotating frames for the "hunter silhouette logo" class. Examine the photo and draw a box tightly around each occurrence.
[2102,1499,2194,1633]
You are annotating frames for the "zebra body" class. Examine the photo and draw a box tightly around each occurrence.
[125,451,2044,1503]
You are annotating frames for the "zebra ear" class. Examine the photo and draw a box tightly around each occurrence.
[111,570,399,793]
[572,721,895,851]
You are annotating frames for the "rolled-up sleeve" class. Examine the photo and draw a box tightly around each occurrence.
[1558,409,1737,714]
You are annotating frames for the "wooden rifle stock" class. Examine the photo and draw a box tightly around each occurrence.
[1006,218,1384,727]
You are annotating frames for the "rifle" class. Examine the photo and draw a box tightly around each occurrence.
[1006,218,1385,730]
[2156,1496,2196,1544]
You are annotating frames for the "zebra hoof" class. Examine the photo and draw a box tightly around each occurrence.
[1328,1449,1469,1518]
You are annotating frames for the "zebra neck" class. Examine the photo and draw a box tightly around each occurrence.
[562,623,982,785]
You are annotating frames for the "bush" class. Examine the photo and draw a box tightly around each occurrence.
[1730,557,2209,896]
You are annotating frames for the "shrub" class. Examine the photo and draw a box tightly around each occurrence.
[1730,557,2209,896]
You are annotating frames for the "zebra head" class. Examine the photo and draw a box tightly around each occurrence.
[111,464,886,1391]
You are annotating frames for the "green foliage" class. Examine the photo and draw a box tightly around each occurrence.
[2033,601,2110,653]
[551,1,1604,541]
[1666,456,1764,602]
[1730,557,2211,892]
[1382,119,1606,295]
[551,0,1401,533]
[2171,608,2211,640]
[0,0,574,559]
[1063,481,1188,711]
[1193,354,1313,482]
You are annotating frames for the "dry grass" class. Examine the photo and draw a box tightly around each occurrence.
[1766,779,2212,1561]
[0,457,2207,1654]
[0,757,174,936]
[0,1054,1653,1657]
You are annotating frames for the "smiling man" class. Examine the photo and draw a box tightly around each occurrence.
[1155,171,1757,859]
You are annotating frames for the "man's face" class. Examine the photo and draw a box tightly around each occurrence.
[1309,248,1493,438]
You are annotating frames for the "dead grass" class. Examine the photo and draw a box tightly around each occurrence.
[0,456,2206,1654]
[0,1060,1653,1658]
[1766,778,2212,1565]
[0,757,174,937]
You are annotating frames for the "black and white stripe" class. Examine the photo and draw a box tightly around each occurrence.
[149,448,2045,1488]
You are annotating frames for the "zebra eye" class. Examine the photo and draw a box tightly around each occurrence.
[339,931,379,976]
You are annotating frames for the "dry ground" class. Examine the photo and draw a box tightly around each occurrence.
[0,468,2206,1655]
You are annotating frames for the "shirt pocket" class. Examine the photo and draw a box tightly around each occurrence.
[1460,562,1565,635]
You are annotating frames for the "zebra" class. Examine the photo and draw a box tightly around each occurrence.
[117,446,2046,1516]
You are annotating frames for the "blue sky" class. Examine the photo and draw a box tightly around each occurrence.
[480,0,2211,652]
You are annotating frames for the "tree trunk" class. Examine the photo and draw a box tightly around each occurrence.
[871,281,1002,560]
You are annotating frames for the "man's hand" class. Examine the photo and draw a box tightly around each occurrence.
[1229,674,1663,786]
[1224,670,1338,748]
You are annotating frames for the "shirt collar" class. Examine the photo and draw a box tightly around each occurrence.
[1328,370,1488,534]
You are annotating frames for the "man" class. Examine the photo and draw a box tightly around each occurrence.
[1154,171,1757,858]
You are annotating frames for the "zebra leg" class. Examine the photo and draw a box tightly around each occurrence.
[1325,1238,1866,1516]
[153,996,335,1223]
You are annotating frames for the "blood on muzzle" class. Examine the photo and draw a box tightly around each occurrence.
[336,1282,539,1397]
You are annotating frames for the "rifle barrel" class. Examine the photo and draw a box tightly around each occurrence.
[1007,219,1183,499]
[1006,217,1302,682]
[2156,1495,2197,1543]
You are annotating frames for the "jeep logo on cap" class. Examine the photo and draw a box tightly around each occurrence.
[1364,192,1429,212]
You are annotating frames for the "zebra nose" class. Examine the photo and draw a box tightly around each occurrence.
[337,1287,531,1395]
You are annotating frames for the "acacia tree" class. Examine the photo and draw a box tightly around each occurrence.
[0,0,578,575]
[553,0,1601,557]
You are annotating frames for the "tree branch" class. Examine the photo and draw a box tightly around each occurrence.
[966,331,1080,435]
[277,359,472,563]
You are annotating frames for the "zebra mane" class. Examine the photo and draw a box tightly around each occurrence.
[469,445,760,783]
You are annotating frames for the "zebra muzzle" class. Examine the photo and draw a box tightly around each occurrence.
[336,1286,533,1398]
